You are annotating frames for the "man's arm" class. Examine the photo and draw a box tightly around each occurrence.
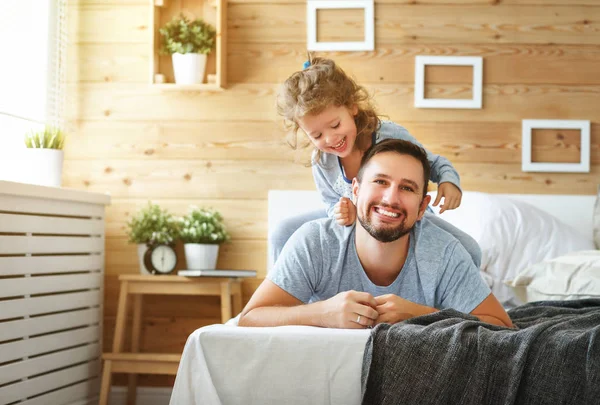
[437,241,513,327]
[470,293,513,327]
[238,279,378,328]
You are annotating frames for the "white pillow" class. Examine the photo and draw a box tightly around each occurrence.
[430,192,595,307]
[505,250,600,303]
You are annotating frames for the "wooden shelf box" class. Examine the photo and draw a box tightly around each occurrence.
[150,0,227,90]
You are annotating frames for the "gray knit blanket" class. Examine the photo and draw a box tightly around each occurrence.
[361,299,600,405]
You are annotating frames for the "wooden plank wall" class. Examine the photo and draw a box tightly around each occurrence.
[66,0,600,387]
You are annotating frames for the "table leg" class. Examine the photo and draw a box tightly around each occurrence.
[220,281,232,323]
[113,281,130,352]
[99,280,130,405]
[232,280,242,316]
[127,294,143,405]
[98,359,112,405]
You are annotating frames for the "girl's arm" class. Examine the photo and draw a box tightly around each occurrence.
[384,122,461,190]
[312,162,343,218]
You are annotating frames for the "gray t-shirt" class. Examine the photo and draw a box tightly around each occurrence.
[313,120,461,217]
[268,218,490,314]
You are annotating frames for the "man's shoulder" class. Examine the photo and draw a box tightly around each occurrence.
[413,218,461,253]
[295,218,353,243]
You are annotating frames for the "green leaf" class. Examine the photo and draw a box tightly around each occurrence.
[24,125,66,150]
[177,206,230,244]
[158,13,216,55]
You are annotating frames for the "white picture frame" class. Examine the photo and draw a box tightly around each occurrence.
[414,56,483,109]
[521,119,591,173]
[306,0,374,52]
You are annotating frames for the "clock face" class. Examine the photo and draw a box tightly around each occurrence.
[149,245,177,274]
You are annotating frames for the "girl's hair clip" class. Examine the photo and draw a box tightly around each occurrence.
[303,60,311,70]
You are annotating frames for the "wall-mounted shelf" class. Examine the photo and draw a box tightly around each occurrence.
[150,0,227,90]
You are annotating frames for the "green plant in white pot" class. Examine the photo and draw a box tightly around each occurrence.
[22,126,66,187]
[159,14,216,85]
[179,206,230,270]
[126,202,180,274]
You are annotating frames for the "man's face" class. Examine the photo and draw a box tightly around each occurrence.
[352,152,430,243]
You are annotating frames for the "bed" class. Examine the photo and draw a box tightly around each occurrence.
[169,190,600,405]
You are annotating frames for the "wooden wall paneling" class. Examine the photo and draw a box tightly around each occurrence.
[71,42,600,85]
[104,198,268,239]
[68,3,149,44]
[69,83,600,123]
[63,120,295,161]
[62,159,315,199]
[63,120,599,165]
[227,4,600,45]
[68,44,150,84]
[105,237,268,276]
[530,128,584,164]
[452,163,600,194]
[61,158,600,199]
[402,122,600,165]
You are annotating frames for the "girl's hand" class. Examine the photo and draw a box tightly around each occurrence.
[433,182,462,214]
[333,197,357,226]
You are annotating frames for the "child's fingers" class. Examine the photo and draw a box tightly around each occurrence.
[335,212,348,220]
[335,213,350,226]
[439,197,458,213]
[333,201,345,214]
[432,193,442,207]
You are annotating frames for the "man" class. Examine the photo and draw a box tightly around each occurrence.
[239,139,512,328]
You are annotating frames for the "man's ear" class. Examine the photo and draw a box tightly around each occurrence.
[417,194,431,220]
[352,178,360,204]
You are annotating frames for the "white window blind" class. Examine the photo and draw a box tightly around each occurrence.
[0,0,68,151]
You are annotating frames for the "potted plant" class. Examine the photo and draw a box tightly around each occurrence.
[22,126,66,187]
[179,206,230,270]
[159,14,216,85]
[126,202,180,274]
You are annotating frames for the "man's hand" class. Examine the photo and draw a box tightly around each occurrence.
[432,182,462,214]
[333,197,357,226]
[318,290,378,329]
[374,294,436,325]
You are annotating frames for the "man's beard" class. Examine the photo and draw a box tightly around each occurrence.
[357,203,412,243]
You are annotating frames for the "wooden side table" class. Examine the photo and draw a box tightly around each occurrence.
[99,274,243,405]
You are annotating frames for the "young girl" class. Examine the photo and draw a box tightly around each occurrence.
[271,56,481,268]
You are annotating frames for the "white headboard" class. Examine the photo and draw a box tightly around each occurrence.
[267,190,596,268]
[268,190,595,238]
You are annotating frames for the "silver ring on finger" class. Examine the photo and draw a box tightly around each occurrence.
[356,315,361,324]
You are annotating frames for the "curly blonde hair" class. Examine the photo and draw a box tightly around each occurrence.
[276,56,380,164]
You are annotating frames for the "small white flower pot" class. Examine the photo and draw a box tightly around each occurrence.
[137,244,151,275]
[184,243,219,270]
[172,53,207,85]
[15,149,64,187]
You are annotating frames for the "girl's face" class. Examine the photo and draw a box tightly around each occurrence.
[297,104,359,158]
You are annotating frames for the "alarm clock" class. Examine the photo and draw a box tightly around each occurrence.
[143,243,178,275]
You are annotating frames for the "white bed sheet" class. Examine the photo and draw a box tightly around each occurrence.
[169,324,370,405]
